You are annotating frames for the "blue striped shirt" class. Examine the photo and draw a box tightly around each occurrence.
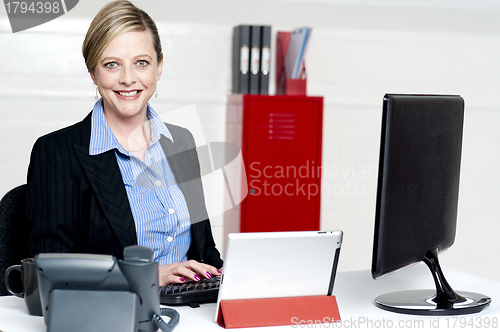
[89,99,191,265]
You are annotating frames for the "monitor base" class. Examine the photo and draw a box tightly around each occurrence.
[375,289,491,316]
[374,249,491,316]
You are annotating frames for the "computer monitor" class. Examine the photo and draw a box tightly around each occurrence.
[371,94,491,315]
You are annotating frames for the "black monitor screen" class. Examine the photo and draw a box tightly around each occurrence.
[372,94,464,279]
[370,94,491,316]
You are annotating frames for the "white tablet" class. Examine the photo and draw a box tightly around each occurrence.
[215,230,343,321]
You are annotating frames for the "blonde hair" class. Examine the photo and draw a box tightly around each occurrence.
[82,0,163,72]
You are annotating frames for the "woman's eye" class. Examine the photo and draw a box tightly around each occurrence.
[137,60,149,67]
[105,62,118,69]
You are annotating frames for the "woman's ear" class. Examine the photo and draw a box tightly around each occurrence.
[157,59,164,81]
[90,69,97,85]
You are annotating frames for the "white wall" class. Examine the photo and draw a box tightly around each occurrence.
[1,0,500,281]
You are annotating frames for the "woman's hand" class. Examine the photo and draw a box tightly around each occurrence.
[158,260,221,286]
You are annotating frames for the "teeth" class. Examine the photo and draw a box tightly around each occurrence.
[118,91,138,97]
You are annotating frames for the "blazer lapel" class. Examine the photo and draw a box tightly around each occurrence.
[73,115,137,249]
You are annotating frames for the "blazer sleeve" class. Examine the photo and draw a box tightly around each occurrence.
[25,134,82,255]
[199,218,223,269]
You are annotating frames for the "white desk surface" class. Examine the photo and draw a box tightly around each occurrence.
[1,264,499,331]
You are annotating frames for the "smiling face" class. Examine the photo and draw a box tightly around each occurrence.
[90,29,163,124]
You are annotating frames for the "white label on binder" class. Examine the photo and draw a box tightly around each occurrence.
[261,46,270,75]
[251,46,260,75]
[240,45,249,74]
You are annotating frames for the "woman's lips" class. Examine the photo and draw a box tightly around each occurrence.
[115,90,142,99]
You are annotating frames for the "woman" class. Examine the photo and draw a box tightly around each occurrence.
[25,0,222,285]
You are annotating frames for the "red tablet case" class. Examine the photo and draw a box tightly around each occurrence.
[217,295,341,329]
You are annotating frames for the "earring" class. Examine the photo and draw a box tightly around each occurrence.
[95,86,99,101]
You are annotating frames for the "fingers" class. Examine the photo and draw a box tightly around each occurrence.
[158,261,223,286]
[203,263,222,278]
[159,273,186,286]
[177,260,215,281]
[158,264,185,286]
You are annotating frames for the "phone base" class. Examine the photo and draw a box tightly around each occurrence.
[47,289,140,332]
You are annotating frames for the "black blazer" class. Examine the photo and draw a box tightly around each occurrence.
[25,112,222,268]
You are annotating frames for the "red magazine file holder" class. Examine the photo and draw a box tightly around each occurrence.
[276,31,307,96]
[217,295,341,329]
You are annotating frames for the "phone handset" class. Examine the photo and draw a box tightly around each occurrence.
[119,246,180,332]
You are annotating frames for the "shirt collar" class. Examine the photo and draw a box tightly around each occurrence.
[89,99,173,156]
[149,105,173,144]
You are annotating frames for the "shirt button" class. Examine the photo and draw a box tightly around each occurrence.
[155,180,161,187]
[168,208,174,214]
[167,236,173,243]
[148,153,153,159]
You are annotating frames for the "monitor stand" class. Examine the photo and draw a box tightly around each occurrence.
[375,249,491,315]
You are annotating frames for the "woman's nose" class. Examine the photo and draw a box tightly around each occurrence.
[119,66,136,86]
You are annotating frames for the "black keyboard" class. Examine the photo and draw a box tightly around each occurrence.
[159,276,220,308]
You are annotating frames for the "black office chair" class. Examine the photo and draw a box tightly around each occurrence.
[0,184,30,296]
